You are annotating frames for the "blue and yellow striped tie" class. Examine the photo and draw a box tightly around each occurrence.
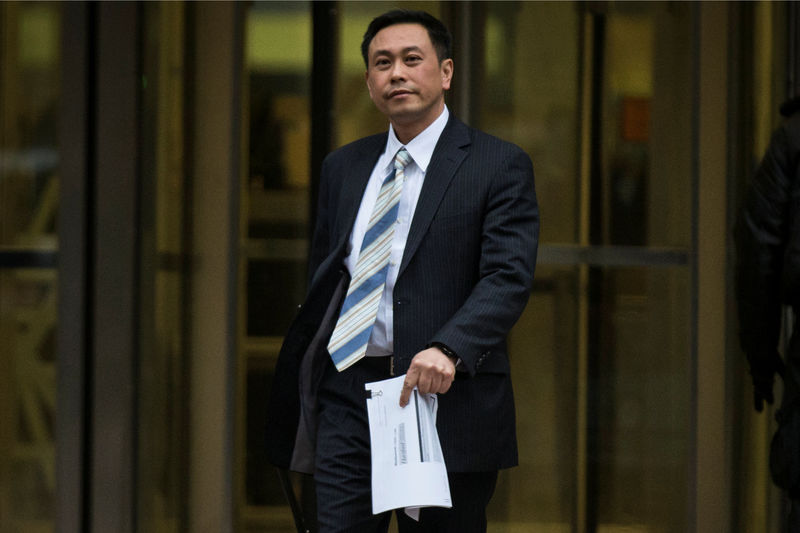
[327,148,411,371]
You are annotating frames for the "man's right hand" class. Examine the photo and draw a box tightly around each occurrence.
[752,372,775,412]
[399,347,457,407]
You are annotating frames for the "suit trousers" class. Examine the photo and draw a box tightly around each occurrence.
[314,356,498,533]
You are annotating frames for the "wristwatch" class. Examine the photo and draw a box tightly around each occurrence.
[427,342,460,367]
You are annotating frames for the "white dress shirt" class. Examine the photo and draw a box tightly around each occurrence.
[343,106,450,356]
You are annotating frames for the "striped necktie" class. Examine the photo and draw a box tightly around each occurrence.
[327,148,412,371]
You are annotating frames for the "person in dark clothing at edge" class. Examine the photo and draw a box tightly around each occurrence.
[736,94,800,531]
[264,9,539,533]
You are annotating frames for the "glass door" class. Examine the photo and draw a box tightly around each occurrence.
[137,3,191,532]
[473,2,694,531]
[241,2,314,531]
[473,3,584,529]
[0,3,61,532]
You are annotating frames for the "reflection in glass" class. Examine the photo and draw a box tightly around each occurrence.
[501,266,580,528]
[0,269,58,530]
[591,266,690,532]
[604,2,693,249]
[0,1,60,248]
[0,2,60,532]
[478,2,581,245]
[245,1,312,339]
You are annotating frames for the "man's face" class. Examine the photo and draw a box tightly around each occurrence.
[365,23,453,132]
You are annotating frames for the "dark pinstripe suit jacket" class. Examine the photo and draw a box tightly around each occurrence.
[266,115,539,474]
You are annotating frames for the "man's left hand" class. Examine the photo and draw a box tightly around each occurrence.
[399,347,457,407]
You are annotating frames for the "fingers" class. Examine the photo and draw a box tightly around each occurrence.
[754,390,774,413]
[398,348,456,407]
[754,392,764,413]
[751,373,775,413]
[416,371,435,396]
[399,371,417,407]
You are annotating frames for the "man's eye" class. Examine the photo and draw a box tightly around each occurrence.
[375,58,390,68]
[406,56,422,63]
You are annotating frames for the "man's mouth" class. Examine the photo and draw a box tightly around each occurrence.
[388,89,414,99]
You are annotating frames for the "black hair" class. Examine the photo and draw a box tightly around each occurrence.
[361,9,452,68]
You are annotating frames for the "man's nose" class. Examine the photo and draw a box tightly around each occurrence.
[390,60,406,80]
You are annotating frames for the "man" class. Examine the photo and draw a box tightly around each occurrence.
[266,9,539,532]
[736,94,800,531]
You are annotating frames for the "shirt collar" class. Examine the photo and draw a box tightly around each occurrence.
[380,105,450,174]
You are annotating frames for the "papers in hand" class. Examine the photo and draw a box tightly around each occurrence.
[364,374,452,520]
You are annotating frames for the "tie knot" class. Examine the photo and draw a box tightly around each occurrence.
[394,148,411,170]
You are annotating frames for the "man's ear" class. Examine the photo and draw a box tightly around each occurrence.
[441,59,454,90]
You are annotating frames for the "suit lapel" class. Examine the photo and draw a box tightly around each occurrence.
[399,117,471,276]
